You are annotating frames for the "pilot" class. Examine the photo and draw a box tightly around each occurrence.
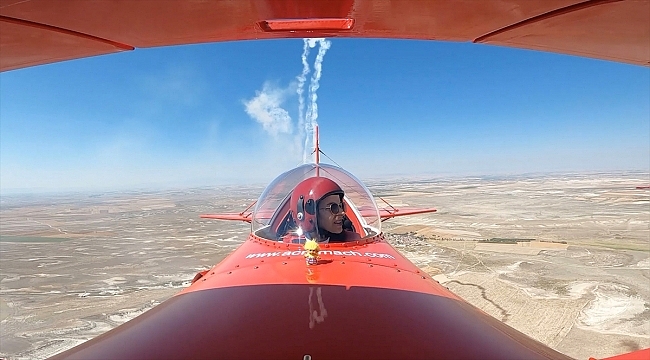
[285,176,360,243]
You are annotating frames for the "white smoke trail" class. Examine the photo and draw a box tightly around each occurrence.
[297,40,312,163]
[244,38,331,165]
[301,38,331,163]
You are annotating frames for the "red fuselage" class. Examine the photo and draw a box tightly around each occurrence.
[52,232,571,359]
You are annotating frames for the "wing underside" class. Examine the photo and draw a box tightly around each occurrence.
[1,0,648,71]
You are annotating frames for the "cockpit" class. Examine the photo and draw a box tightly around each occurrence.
[252,164,381,242]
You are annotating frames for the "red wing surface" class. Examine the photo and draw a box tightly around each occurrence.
[2,0,649,71]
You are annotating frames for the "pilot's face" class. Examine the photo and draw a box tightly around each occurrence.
[318,194,344,234]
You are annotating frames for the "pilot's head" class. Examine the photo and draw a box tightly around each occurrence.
[317,193,345,235]
[290,177,344,240]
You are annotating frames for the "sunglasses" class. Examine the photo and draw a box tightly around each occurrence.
[320,202,344,214]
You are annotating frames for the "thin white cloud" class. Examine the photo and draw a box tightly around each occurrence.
[140,65,206,107]
[243,82,296,138]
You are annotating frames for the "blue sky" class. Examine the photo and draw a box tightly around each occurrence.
[1,39,648,193]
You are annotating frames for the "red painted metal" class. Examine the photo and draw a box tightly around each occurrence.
[199,213,252,223]
[51,231,573,360]
[260,18,355,31]
[315,125,320,167]
[178,232,453,297]
[371,196,438,221]
[50,284,574,360]
[0,15,133,50]
[1,0,648,71]
[592,348,650,360]
[47,160,575,359]
[199,200,259,223]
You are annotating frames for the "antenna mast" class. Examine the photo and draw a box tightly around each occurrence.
[315,125,320,177]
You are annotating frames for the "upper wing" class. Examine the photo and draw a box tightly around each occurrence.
[2,0,648,71]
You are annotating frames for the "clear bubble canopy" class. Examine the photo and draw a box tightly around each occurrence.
[252,163,381,240]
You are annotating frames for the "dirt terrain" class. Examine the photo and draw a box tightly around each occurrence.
[1,172,648,359]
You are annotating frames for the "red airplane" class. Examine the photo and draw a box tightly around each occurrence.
[49,141,566,360]
[1,1,648,359]
[47,130,648,360]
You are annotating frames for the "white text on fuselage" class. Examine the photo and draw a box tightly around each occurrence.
[245,250,395,260]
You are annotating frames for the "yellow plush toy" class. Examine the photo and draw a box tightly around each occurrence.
[304,239,320,265]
